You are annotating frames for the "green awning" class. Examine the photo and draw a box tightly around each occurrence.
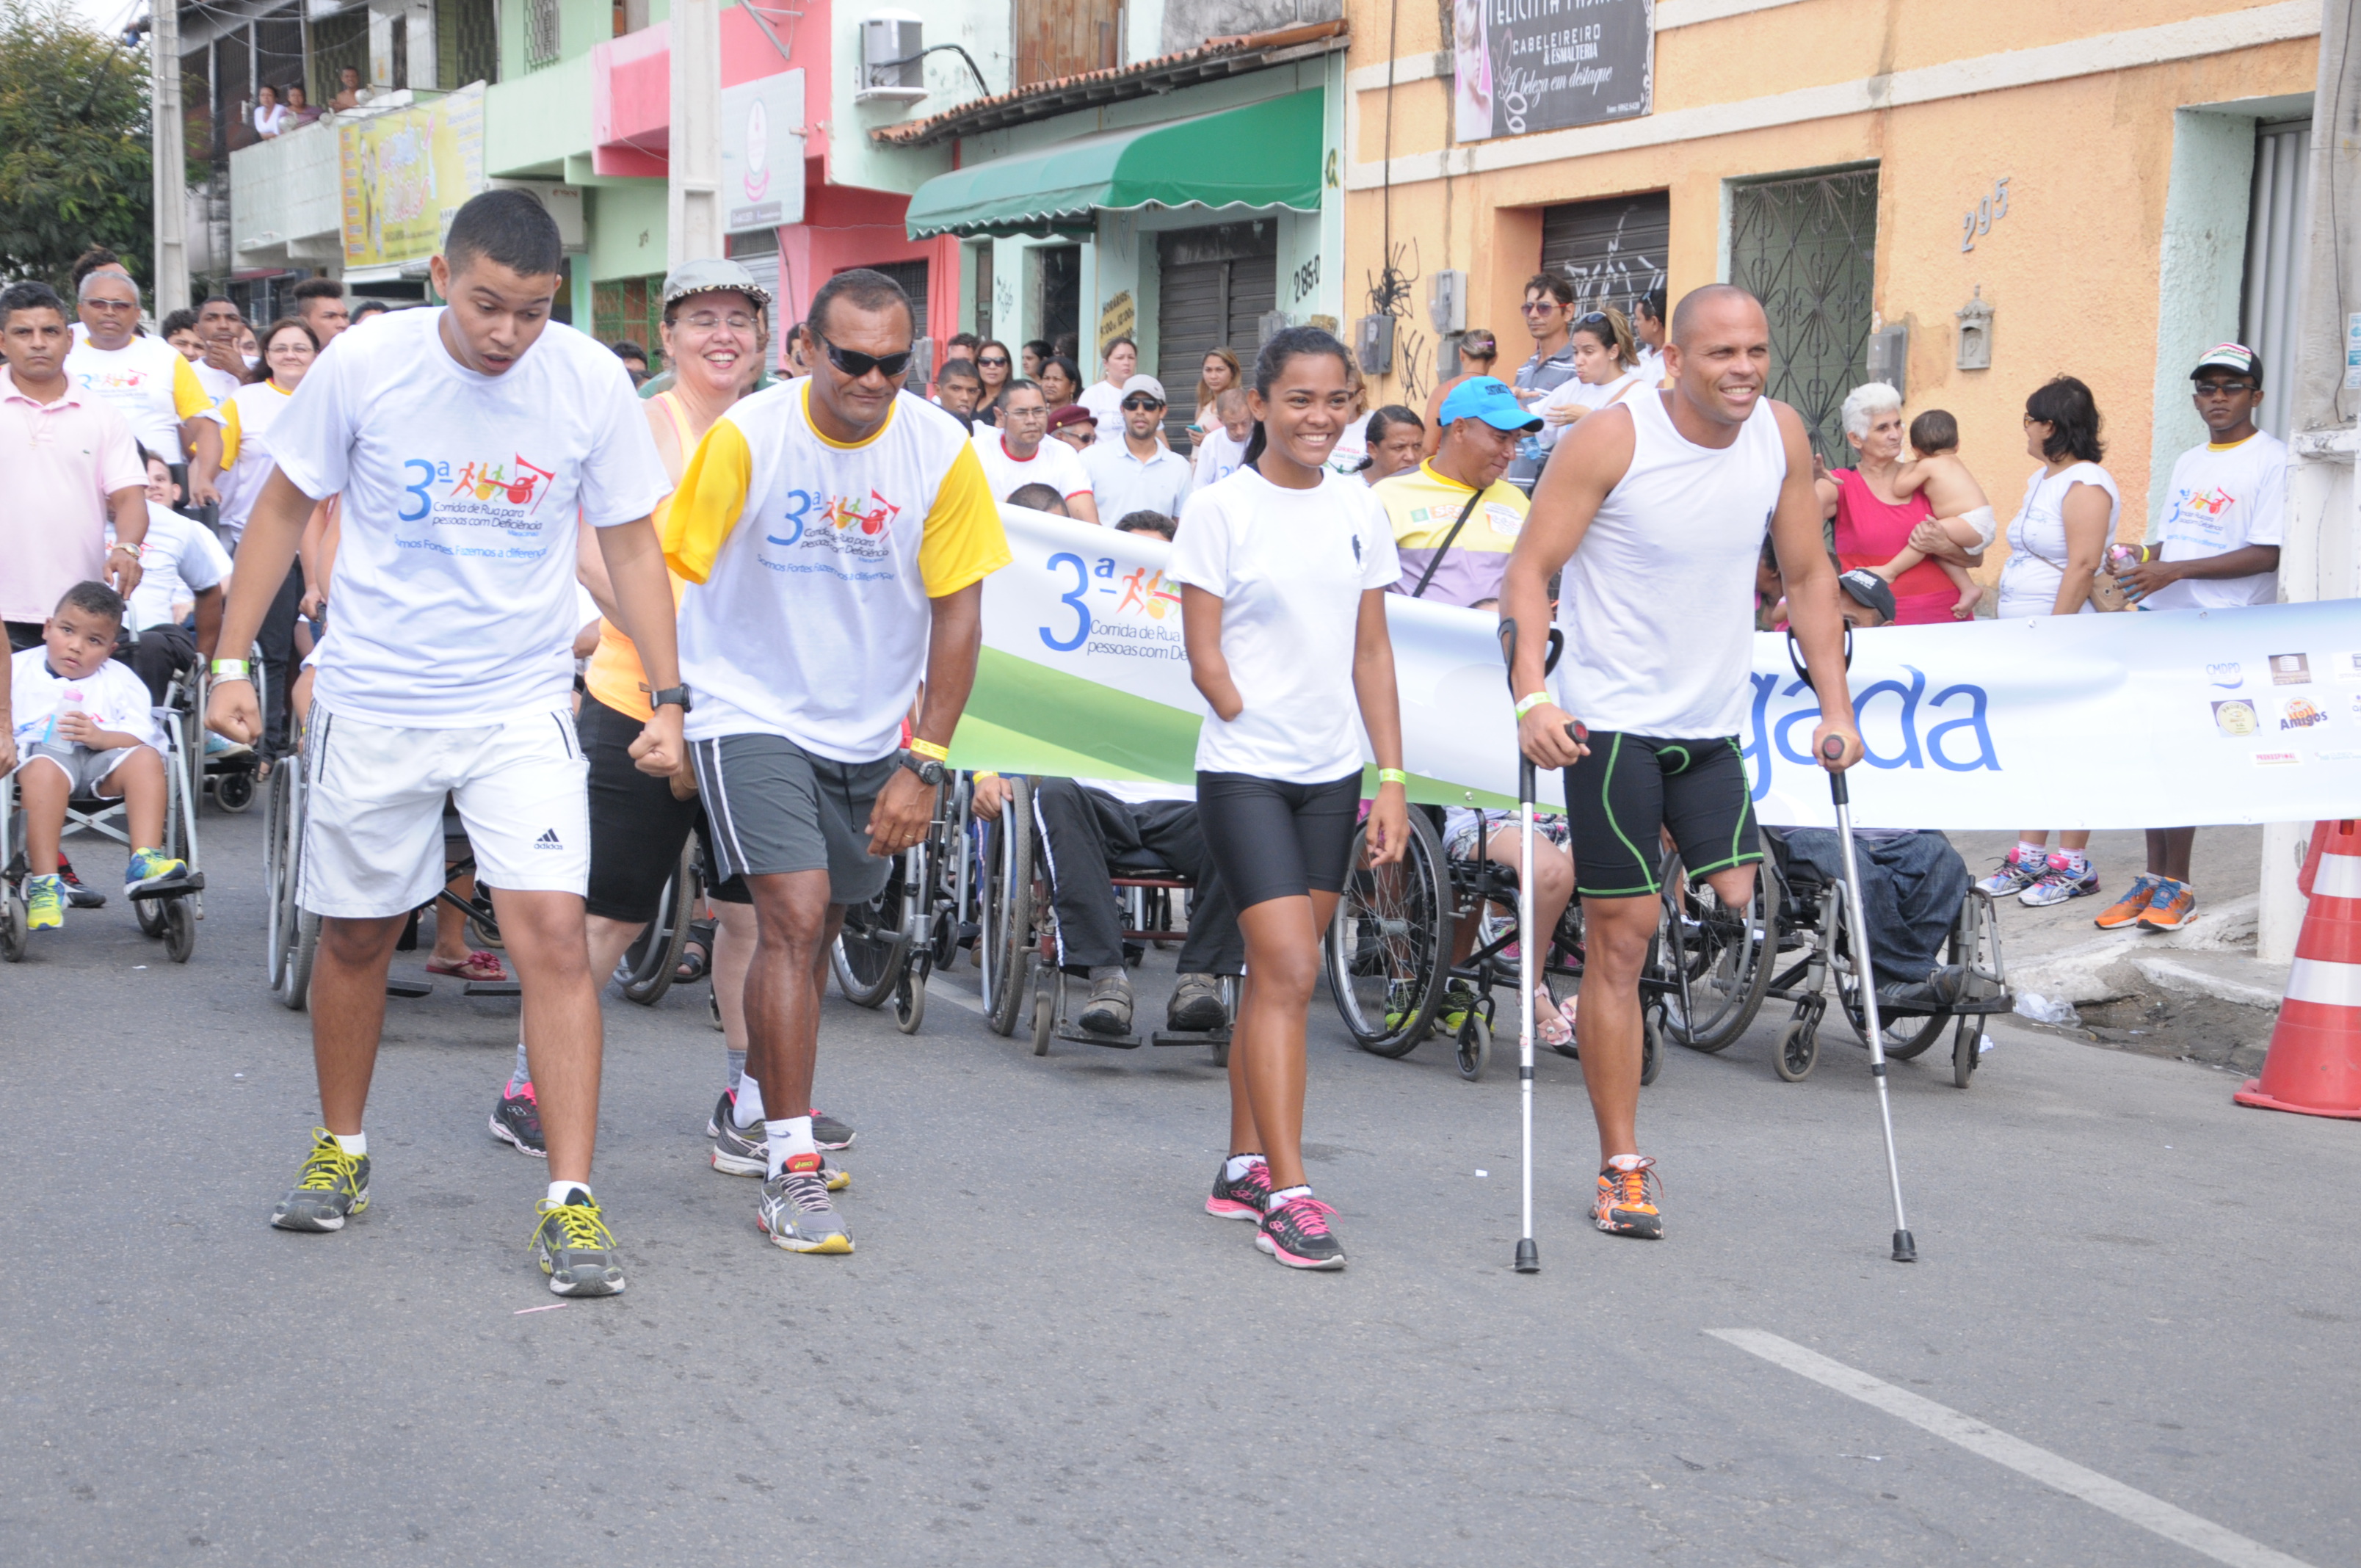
[904,90,1324,240]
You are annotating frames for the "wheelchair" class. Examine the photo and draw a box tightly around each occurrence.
[977,775,1237,1063]
[1326,807,1671,1086]
[1744,827,2013,1089]
[833,772,982,1035]
[612,836,698,1006]
[1,703,207,964]
[262,738,319,1005]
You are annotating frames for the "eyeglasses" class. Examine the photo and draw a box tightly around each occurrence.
[1121,397,1164,412]
[977,355,1009,368]
[680,311,758,333]
[1519,300,1562,315]
[819,340,913,379]
[2022,415,2048,426]
[2194,380,2257,396]
[84,299,139,314]
[1573,312,1610,329]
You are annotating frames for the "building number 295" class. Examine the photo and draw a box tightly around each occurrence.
[1961,178,2010,252]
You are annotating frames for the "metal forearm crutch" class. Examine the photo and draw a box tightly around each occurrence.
[1792,630,1917,1264]
[1501,622,1572,1275]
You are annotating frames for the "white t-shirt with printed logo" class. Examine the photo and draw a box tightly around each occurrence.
[970,427,1093,504]
[2144,432,2287,612]
[214,379,298,546]
[10,647,162,754]
[64,334,218,464]
[664,381,1012,762]
[1167,466,1400,783]
[266,307,669,727]
[110,501,231,631]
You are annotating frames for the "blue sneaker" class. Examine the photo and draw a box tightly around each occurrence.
[25,874,64,932]
[125,847,188,897]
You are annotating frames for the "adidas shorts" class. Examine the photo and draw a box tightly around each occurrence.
[299,705,590,919]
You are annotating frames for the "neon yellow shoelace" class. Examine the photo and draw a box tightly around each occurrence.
[295,1130,363,1191]
[533,1199,615,1253]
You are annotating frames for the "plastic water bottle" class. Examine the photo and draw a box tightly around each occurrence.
[48,690,86,747]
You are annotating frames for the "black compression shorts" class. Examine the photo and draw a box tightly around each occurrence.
[579,693,747,921]
[1562,732,1759,899]
[1196,771,1363,912]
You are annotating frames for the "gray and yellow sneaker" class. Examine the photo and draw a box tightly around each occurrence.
[758,1153,853,1255]
[711,1114,849,1189]
[705,1089,855,1151]
[531,1188,626,1296]
[270,1128,370,1232]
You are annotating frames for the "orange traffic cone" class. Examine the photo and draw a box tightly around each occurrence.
[2237,819,2361,1119]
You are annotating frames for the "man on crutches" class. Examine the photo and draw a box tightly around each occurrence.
[1500,284,1861,1246]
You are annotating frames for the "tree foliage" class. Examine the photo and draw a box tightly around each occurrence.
[0,0,153,289]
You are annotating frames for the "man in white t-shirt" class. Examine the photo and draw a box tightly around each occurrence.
[111,449,231,702]
[1081,374,1192,523]
[1503,284,1861,1245]
[2103,341,2288,934]
[206,190,683,1298]
[664,267,1010,1257]
[190,297,246,407]
[66,271,225,504]
[971,380,1099,522]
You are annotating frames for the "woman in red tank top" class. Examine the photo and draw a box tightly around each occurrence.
[1821,391,1953,625]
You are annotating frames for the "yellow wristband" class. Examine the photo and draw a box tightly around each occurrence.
[907,738,951,763]
[1378,768,1409,787]
[1514,692,1551,719]
[972,770,1000,782]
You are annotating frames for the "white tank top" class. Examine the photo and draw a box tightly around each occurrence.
[1553,389,1785,738]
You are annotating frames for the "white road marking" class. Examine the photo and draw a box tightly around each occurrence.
[1707,1330,2314,1568]
[926,976,986,1015]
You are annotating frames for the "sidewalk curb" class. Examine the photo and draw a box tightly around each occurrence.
[2008,895,2266,1008]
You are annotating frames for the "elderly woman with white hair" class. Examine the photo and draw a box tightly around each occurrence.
[1810,382,1960,626]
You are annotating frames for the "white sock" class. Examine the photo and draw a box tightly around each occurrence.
[332,1130,366,1158]
[1266,1183,1311,1213]
[2015,839,2045,863]
[764,1115,816,1180]
[547,1180,591,1207]
[509,1039,531,1092]
[1225,1153,1263,1182]
[733,1075,766,1128]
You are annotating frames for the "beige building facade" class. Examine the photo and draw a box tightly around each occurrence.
[1341,0,2322,553]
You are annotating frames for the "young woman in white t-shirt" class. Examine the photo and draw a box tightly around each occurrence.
[1979,374,2122,910]
[1534,307,1645,451]
[1169,327,1411,1271]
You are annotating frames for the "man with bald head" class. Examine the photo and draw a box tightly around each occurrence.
[65,270,225,507]
[1499,283,1863,1242]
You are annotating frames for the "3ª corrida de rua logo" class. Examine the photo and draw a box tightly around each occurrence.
[394,453,561,561]
[762,487,902,578]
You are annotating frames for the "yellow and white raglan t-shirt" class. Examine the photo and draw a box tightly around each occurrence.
[664,380,1012,763]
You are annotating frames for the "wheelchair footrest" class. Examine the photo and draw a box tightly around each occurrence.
[1056,1025,1141,1050]
[464,979,522,998]
[385,977,435,998]
[128,871,205,901]
[1150,1028,1230,1048]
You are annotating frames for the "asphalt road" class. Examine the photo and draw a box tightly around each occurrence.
[4,804,2356,1566]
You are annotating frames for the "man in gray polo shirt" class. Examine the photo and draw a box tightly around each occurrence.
[1080,374,1192,523]
[1505,272,1579,495]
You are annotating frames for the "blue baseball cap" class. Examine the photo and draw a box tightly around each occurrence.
[1438,375,1542,434]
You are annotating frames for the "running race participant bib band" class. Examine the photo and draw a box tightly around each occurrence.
[664,381,1010,763]
[266,307,668,729]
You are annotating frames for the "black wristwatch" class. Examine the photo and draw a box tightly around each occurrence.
[896,749,949,787]
[649,685,692,714]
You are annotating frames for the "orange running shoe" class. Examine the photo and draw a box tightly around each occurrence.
[2137,879,2197,932]
[1593,1154,1663,1239]
[2092,874,2161,931]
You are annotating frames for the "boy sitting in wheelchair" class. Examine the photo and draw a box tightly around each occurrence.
[8,581,191,932]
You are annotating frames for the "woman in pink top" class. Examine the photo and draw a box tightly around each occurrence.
[1817,385,1956,626]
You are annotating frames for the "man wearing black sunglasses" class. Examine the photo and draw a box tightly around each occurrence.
[1506,272,1579,495]
[1081,374,1191,523]
[661,266,1012,1257]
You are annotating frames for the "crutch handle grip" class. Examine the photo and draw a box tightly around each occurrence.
[1820,735,1846,761]
[1569,721,1588,744]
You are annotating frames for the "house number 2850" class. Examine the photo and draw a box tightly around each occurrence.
[1961,178,2010,252]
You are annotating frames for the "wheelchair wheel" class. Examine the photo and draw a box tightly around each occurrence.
[832,851,912,1009]
[1641,1007,1664,1086]
[264,763,297,992]
[162,898,195,963]
[895,952,929,1035]
[1454,1010,1491,1083]
[1774,1013,1818,1081]
[214,768,255,813]
[617,841,696,1006]
[135,889,166,937]
[1952,1012,1981,1088]
[1030,964,1055,1056]
[1323,808,1449,1059]
[1658,852,1779,1053]
[982,780,1034,1037]
[1,891,25,962]
[278,910,319,1011]
[1827,890,1951,1059]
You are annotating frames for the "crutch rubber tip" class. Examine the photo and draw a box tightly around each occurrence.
[1514,1239,1539,1274]
[1891,1230,1917,1263]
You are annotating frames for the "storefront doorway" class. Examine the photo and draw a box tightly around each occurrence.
[1155,224,1278,443]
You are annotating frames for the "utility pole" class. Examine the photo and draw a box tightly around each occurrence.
[149,0,190,311]
[667,0,722,266]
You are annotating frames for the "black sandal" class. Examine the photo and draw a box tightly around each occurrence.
[675,922,716,983]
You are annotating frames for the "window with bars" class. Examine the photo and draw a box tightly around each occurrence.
[439,0,500,87]
[1728,167,1879,465]
[592,276,666,370]
[525,0,562,71]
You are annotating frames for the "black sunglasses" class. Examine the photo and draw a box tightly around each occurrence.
[1121,396,1165,411]
[819,339,914,379]
[977,355,1009,367]
[1573,311,1611,329]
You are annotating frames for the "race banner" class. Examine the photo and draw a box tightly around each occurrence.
[954,508,2361,831]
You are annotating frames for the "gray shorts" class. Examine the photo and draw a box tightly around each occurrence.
[22,741,145,797]
[690,733,899,905]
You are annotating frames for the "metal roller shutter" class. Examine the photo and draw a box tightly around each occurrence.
[2242,118,2312,443]
[843,259,929,343]
[1539,192,1670,316]
[1156,229,1279,446]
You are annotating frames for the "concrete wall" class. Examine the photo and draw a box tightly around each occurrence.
[1160,0,1341,56]
[1339,0,2321,559]
[589,179,669,280]
[228,117,345,267]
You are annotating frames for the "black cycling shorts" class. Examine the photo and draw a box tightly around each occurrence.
[1196,770,1363,912]
[579,693,747,921]
[1563,731,1759,899]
